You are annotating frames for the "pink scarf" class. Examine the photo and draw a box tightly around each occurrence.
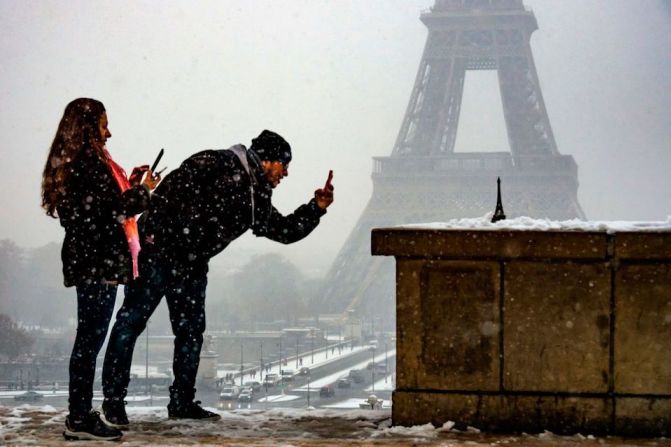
[103,149,141,280]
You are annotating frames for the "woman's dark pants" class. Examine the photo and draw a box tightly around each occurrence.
[69,283,118,417]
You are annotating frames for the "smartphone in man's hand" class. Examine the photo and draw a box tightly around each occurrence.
[324,170,334,190]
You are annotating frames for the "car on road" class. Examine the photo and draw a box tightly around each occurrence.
[366,362,387,374]
[280,369,295,382]
[238,390,253,403]
[319,384,335,398]
[244,381,262,392]
[219,385,240,400]
[263,373,280,387]
[299,367,310,375]
[348,369,366,384]
[14,391,43,402]
[337,377,351,388]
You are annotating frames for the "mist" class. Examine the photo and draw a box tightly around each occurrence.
[1,0,670,297]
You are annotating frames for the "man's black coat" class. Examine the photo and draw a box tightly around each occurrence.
[139,145,326,272]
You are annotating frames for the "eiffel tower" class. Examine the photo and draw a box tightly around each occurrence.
[321,0,585,325]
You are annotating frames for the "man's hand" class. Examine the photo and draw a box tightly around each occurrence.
[314,184,334,210]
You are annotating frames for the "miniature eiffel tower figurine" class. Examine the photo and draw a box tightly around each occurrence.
[491,177,506,223]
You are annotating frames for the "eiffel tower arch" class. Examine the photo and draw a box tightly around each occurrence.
[321,0,585,326]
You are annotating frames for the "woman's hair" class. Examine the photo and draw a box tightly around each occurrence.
[41,98,107,218]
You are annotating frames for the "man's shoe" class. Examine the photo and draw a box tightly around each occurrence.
[168,400,221,421]
[102,398,129,428]
[63,411,123,441]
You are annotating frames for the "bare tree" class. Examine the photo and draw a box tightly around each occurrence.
[0,313,34,360]
[0,239,25,320]
[215,253,309,329]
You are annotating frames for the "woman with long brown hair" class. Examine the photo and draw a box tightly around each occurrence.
[41,98,158,441]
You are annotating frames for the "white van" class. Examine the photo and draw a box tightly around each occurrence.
[263,373,280,387]
[219,385,240,400]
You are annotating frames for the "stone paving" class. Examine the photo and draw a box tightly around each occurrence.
[1,405,669,447]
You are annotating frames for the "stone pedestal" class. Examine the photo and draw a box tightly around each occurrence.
[372,229,671,436]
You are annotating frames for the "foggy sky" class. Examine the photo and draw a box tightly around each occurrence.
[1,0,670,276]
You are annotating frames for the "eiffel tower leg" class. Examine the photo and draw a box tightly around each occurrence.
[498,53,558,157]
[431,58,467,154]
[393,59,430,156]
[398,57,468,156]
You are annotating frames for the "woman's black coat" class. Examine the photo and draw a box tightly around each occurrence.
[57,147,150,287]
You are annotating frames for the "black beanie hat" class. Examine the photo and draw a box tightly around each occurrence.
[250,130,292,165]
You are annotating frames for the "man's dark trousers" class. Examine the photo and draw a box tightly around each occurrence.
[102,251,208,406]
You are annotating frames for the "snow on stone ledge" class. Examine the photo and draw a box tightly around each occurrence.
[397,215,671,234]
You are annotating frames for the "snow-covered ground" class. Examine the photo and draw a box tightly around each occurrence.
[0,344,391,415]
[257,394,301,403]
[292,350,395,392]
[0,390,69,400]
[320,398,391,410]
[0,390,170,404]
[217,343,371,385]
[0,404,666,446]
[400,215,671,233]
[365,376,394,393]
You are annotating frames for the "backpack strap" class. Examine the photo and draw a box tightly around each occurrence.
[229,145,251,175]
[229,144,256,224]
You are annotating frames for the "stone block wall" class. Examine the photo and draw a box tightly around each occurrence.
[372,229,671,436]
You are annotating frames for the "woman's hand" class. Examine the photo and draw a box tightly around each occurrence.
[142,170,161,191]
[130,164,160,190]
[129,165,150,186]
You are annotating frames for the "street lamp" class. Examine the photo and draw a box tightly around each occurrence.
[371,346,376,393]
[371,317,375,340]
[279,334,284,389]
[145,320,153,405]
[385,343,388,384]
[307,368,311,408]
[339,328,342,354]
[145,322,149,390]
[240,341,244,387]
